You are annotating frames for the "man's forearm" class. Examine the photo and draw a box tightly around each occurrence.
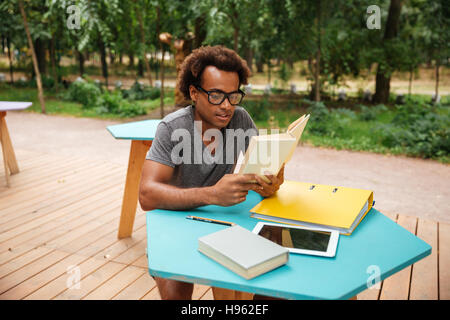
[139,181,216,211]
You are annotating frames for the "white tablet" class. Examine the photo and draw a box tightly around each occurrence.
[252,222,339,257]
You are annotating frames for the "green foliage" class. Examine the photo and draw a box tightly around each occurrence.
[305,100,334,136]
[358,104,388,121]
[243,98,271,122]
[95,90,147,117]
[277,63,293,89]
[64,80,148,117]
[64,80,101,108]
[374,99,450,159]
[122,81,160,100]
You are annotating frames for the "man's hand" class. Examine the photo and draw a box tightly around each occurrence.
[209,174,258,206]
[253,165,285,198]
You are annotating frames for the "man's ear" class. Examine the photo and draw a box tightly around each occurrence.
[189,85,198,103]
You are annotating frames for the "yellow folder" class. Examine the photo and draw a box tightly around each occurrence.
[250,180,374,235]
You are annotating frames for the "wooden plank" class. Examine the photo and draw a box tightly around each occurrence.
[53,261,126,300]
[0,156,121,205]
[0,167,124,243]
[23,221,147,300]
[0,186,123,260]
[130,255,148,269]
[0,183,123,254]
[409,219,438,300]
[0,204,144,296]
[82,265,146,300]
[439,222,450,300]
[112,273,156,300]
[0,162,122,218]
[379,215,417,300]
[0,155,92,201]
[141,287,161,300]
[111,240,146,266]
[0,156,102,205]
[0,250,69,295]
[0,246,53,279]
[0,214,130,297]
[0,161,119,227]
[0,164,121,224]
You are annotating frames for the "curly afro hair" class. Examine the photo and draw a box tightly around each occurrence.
[177,45,251,101]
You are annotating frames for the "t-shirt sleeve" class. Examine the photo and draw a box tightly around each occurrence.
[146,122,176,168]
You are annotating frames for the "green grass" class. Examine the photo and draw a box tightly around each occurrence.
[0,86,174,120]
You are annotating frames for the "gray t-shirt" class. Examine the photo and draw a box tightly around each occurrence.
[146,105,258,188]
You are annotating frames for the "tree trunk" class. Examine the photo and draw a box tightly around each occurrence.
[135,2,153,86]
[314,0,321,102]
[19,0,46,113]
[98,37,108,87]
[194,16,207,49]
[50,37,57,88]
[6,37,14,83]
[233,27,239,52]
[137,58,144,77]
[435,62,439,98]
[374,0,403,104]
[34,38,47,76]
[128,52,135,68]
[77,49,85,77]
[160,48,166,118]
[245,45,253,73]
[408,67,413,96]
[256,58,263,73]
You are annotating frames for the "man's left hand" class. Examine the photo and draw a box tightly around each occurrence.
[253,165,285,198]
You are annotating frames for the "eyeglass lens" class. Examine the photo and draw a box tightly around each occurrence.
[209,91,243,105]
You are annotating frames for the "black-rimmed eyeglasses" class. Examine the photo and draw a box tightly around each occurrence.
[195,85,245,106]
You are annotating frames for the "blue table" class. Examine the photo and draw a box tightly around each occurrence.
[146,191,431,300]
[107,120,160,238]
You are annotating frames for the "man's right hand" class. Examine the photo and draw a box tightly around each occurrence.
[209,174,258,206]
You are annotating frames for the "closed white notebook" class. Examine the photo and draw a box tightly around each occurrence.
[198,225,289,280]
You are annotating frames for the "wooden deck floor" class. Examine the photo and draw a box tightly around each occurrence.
[0,149,448,300]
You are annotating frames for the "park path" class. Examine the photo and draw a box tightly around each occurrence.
[5,110,450,223]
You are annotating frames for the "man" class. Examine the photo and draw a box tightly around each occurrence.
[139,45,284,300]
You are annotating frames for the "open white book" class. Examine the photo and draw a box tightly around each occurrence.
[233,114,310,182]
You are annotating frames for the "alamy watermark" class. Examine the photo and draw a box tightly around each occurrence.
[366,265,381,290]
[66,5,81,30]
[366,5,381,30]
[66,265,81,290]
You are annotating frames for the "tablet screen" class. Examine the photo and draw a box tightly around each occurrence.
[257,225,331,252]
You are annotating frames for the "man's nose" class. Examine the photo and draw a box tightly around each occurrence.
[219,96,232,110]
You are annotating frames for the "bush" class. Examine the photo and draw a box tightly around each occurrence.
[122,81,160,100]
[305,100,333,135]
[65,79,101,108]
[244,98,271,122]
[374,99,450,159]
[95,91,147,117]
[357,104,388,121]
